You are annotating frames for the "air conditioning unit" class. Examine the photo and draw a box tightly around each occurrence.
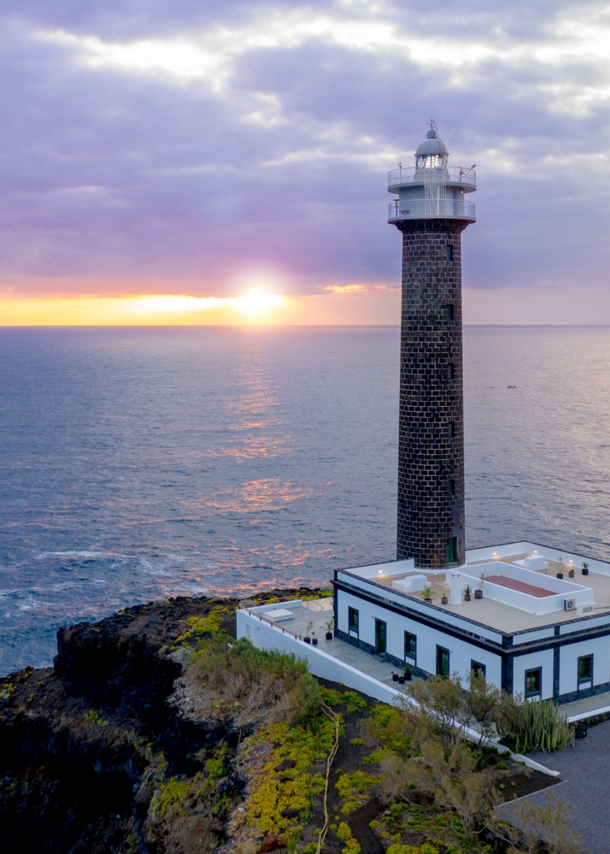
[564,598,576,611]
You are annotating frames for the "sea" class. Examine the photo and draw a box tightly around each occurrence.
[1,325,610,676]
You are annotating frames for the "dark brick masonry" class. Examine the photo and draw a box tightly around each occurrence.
[394,218,472,568]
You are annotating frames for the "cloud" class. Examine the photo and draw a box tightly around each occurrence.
[0,0,610,301]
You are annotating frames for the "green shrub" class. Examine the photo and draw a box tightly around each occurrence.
[193,635,320,725]
[496,698,574,753]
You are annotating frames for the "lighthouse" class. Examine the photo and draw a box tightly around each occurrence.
[388,122,476,568]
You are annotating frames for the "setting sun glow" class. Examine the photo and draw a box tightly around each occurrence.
[0,284,405,325]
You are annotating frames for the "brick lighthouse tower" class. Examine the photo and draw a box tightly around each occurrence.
[388,122,476,568]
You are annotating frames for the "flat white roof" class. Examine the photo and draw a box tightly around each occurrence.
[338,542,610,636]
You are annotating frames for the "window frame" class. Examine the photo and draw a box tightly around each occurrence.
[348,607,359,637]
[524,667,542,699]
[436,645,450,678]
[578,654,593,686]
[375,618,387,654]
[471,661,486,680]
[447,536,458,564]
[404,631,417,663]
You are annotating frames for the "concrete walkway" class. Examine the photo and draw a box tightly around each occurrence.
[499,720,610,854]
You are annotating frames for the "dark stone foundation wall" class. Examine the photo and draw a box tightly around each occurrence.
[395,218,471,568]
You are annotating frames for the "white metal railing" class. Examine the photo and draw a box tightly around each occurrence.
[388,199,476,221]
[388,165,476,190]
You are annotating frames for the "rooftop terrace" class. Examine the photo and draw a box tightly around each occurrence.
[338,542,610,635]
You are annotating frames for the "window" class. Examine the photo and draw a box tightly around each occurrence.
[436,645,450,678]
[578,655,593,685]
[375,619,387,654]
[447,479,456,497]
[404,631,417,662]
[445,245,454,262]
[471,661,486,680]
[447,363,455,380]
[348,607,359,635]
[447,537,458,563]
[446,304,455,323]
[525,668,542,698]
[448,422,456,439]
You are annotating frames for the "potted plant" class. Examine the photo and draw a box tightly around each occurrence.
[556,556,564,579]
[304,621,313,644]
[569,567,575,578]
[404,663,412,681]
[423,584,432,601]
[392,671,398,682]
[311,631,318,646]
[464,586,472,602]
[441,594,448,605]
[475,574,484,599]
[582,561,590,576]
[325,619,334,641]
[398,673,405,685]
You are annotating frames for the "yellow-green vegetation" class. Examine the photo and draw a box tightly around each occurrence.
[361,704,413,759]
[200,744,229,794]
[387,844,439,854]
[234,716,335,838]
[84,709,105,726]
[335,769,378,815]
[374,802,474,852]
[336,821,361,854]
[320,686,344,707]
[0,678,15,703]
[150,778,192,819]
[342,690,367,713]
[175,604,234,644]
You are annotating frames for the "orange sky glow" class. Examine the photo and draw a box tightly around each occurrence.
[2,284,610,326]
[0,285,402,326]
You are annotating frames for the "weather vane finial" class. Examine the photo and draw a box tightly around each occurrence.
[428,117,438,134]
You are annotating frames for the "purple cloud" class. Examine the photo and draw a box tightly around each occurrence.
[0,1,609,296]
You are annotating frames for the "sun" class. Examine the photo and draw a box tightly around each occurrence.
[235,290,285,318]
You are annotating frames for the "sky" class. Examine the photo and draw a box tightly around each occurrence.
[1,0,610,325]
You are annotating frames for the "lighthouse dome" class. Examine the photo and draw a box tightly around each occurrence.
[415,127,448,158]
[415,125,449,169]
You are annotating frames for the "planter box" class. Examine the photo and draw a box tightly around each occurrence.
[474,589,483,600]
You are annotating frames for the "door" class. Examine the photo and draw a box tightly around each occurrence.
[436,645,450,677]
[375,619,387,654]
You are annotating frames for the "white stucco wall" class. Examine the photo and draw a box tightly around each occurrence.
[512,649,555,700]
[559,636,610,696]
[336,587,503,689]
[237,608,405,705]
